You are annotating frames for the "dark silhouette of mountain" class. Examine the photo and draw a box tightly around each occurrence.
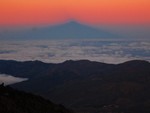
[0,83,72,113]
[0,60,150,113]
[1,21,118,39]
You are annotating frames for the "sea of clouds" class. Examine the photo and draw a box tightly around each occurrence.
[0,39,150,64]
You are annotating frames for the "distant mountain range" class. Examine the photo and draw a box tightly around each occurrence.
[1,21,118,39]
[0,60,150,113]
[0,84,72,113]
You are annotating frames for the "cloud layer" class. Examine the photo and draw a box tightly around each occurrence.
[0,74,28,85]
[0,39,149,64]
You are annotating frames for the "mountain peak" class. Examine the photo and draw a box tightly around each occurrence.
[67,21,81,25]
[60,21,85,28]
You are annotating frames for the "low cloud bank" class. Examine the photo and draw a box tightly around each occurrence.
[0,74,28,85]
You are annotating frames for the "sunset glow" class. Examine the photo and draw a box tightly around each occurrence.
[0,0,150,26]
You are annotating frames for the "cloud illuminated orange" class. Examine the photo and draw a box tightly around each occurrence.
[0,0,150,26]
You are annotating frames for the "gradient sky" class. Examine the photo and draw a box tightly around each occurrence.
[0,0,150,26]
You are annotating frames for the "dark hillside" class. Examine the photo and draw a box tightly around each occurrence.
[0,84,72,113]
[0,60,150,113]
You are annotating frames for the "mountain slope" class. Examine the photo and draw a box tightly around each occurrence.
[0,84,72,113]
[0,60,150,113]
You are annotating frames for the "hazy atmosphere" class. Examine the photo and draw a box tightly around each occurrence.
[0,0,150,113]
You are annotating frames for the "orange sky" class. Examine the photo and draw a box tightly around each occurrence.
[0,0,150,26]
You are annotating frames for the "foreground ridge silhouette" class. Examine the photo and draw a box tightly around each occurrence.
[0,84,72,113]
[0,59,150,113]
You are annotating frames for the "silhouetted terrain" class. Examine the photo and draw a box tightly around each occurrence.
[0,60,150,113]
[0,84,72,113]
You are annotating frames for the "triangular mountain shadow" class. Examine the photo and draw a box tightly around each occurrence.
[1,21,119,39]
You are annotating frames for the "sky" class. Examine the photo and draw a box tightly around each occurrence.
[0,0,150,26]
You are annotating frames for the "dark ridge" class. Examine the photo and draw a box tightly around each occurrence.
[0,59,150,113]
[118,60,150,66]
[0,84,72,113]
[62,59,106,64]
[0,60,55,78]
